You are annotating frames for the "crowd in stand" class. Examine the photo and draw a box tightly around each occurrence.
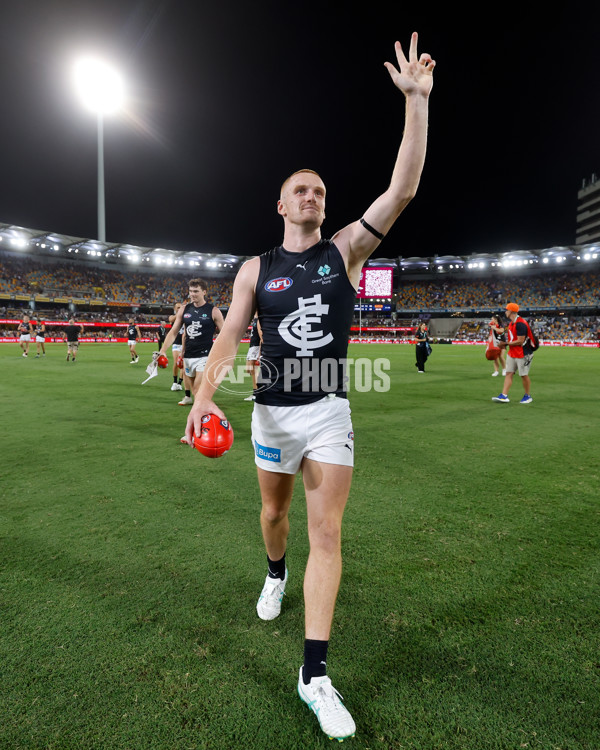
[1,251,599,342]
[0,254,232,308]
[395,271,600,310]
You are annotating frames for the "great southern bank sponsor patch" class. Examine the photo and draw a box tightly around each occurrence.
[254,441,281,462]
[265,277,292,293]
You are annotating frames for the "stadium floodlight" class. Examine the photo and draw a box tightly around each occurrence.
[73,56,124,244]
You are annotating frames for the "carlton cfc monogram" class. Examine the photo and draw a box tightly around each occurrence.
[277,294,334,357]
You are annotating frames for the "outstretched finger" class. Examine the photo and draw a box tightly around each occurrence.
[392,39,407,68]
[409,31,419,63]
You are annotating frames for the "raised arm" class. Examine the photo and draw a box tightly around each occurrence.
[334,32,435,283]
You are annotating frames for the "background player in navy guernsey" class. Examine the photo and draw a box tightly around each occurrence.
[33,319,46,357]
[244,313,262,401]
[169,302,185,393]
[186,33,435,741]
[159,278,224,406]
[18,315,33,357]
[126,318,141,364]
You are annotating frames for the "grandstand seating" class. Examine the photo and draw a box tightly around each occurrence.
[1,250,598,342]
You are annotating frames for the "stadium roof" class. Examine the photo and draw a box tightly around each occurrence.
[0,222,243,273]
[1,221,599,276]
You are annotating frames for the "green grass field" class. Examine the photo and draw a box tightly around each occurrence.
[2,341,599,750]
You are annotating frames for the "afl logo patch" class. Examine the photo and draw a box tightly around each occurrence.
[265,277,293,293]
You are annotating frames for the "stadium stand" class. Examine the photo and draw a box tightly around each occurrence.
[1,248,599,343]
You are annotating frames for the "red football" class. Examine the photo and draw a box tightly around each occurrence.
[193,414,234,458]
[176,355,184,369]
[157,354,169,368]
[486,347,501,361]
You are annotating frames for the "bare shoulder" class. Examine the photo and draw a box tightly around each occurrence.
[234,256,261,291]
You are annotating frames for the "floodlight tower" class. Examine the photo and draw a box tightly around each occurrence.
[73,57,124,242]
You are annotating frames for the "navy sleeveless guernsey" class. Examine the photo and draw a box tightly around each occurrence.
[255,240,356,406]
[182,302,216,357]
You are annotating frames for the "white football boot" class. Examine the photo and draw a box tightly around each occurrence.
[256,569,288,621]
[297,667,356,741]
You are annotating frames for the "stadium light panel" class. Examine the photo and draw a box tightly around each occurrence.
[73,57,124,115]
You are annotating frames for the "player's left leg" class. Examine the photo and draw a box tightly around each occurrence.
[298,458,356,740]
[301,459,352,641]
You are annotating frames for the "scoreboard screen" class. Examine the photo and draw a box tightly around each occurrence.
[356,267,393,298]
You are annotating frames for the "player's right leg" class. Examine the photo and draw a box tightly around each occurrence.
[255,468,295,620]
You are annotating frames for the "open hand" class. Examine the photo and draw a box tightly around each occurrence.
[384,32,435,97]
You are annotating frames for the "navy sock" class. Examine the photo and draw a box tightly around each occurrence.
[185,389,191,398]
[302,639,329,683]
[267,553,286,581]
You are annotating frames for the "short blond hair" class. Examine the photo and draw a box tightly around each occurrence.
[280,169,323,198]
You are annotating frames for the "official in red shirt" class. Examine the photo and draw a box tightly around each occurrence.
[492,303,535,404]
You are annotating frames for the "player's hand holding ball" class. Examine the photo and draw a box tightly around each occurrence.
[193,413,234,458]
[157,353,169,368]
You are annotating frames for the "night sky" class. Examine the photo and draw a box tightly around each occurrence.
[1,2,599,260]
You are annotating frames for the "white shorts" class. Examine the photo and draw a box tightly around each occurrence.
[251,395,354,474]
[506,353,533,376]
[20,334,31,343]
[172,344,182,352]
[36,336,45,343]
[184,356,208,377]
[128,340,137,347]
[246,345,261,361]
